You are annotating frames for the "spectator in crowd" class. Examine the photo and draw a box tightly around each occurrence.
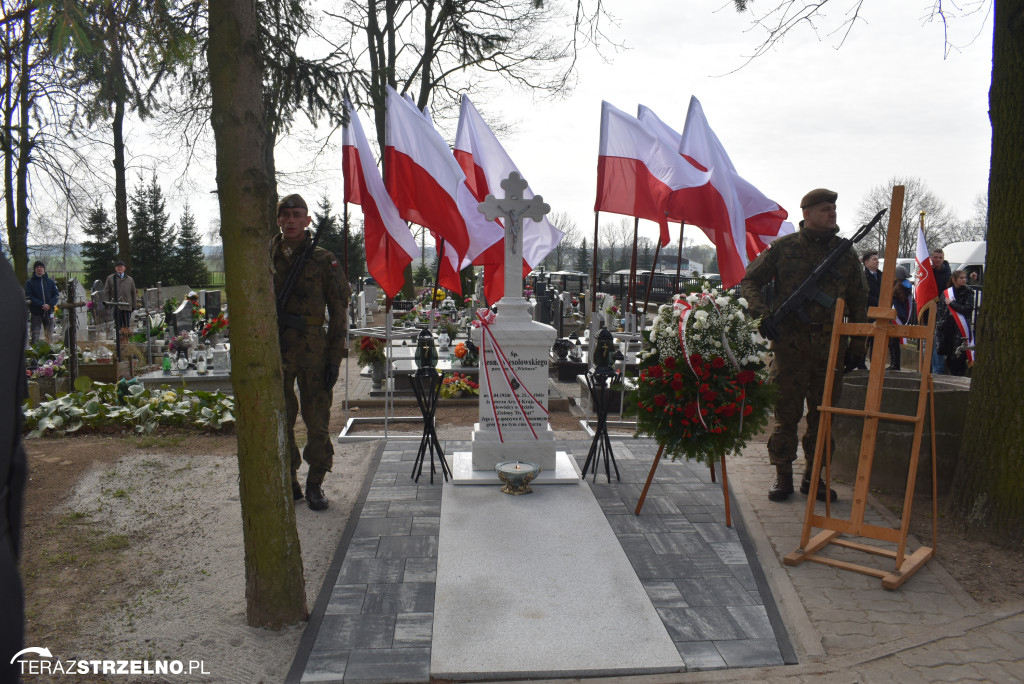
[928,248,952,374]
[889,265,914,371]
[938,269,974,376]
[24,260,60,345]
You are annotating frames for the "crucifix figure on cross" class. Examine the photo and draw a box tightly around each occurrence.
[477,172,550,302]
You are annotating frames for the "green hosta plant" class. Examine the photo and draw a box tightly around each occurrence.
[22,377,235,437]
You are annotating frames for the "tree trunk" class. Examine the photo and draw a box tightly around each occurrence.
[13,4,31,282]
[949,0,1024,544]
[112,94,130,271]
[208,0,308,627]
[4,20,16,271]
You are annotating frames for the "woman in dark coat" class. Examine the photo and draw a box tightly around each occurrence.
[938,269,974,376]
[889,266,914,370]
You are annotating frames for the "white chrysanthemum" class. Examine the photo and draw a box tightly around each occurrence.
[715,296,729,307]
[694,310,708,321]
[738,297,749,308]
[687,293,698,304]
[714,340,722,348]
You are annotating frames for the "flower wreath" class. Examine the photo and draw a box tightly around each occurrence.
[630,288,776,465]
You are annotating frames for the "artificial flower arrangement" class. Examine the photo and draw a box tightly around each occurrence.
[355,336,386,366]
[186,291,205,323]
[201,312,229,341]
[453,341,478,367]
[168,332,193,355]
[439,372,479,399]
[26,342,68,378]
[629,288,776,466]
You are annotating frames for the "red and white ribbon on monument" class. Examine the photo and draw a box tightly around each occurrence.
[473,307,549,442]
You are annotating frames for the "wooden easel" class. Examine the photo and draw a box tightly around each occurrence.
[784,185,939,589]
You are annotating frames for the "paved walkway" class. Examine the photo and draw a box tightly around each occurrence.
[286,369,1024,683]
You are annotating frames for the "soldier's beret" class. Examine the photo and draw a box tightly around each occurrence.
[277,193,308,214]
[800,188,838,209]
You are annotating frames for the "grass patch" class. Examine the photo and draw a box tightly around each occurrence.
[90,533,130,552]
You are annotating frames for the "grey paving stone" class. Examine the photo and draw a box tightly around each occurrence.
[616,533,656,557]
[634,495,682,515]
[627,553,698,580]
[344,538,380,559]
[726,604,775,639]
[692,521,739,543]
[415,485,443,500]
[360,501,391,517]
[411,516,440,535]
[729,564,757,591]
[674,640,727,671]
[299,649,348,683]
[387,500,442,517]
[372,472,398,486]
[641,579,689,608]
[337,558,407,584]
[658,516,697,533]
[353,517,412,537]
[342,647,431,683]
[714,637,784,667]
[403,557,437,583]
[317,613,395,649]
[657,607,746,641]
[393,612,433,647]
[596,498,632,515]
[710,541,748,565]
[646,532,716,558]
[366,486,419,502]
[676,505,720,522]
[674,577,756,607]
[605,514,651,536]
[376,535,438,559]
[325,584,366,615]
[362,582,436,614]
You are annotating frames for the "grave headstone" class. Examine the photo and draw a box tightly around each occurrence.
[471,173,557,471]
[144,288,160,311]
[90,279,107,325]
[203,290,221,319]
[173,299,194,334]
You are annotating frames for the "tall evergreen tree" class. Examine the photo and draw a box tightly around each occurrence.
[313,194,364,283]
[575,237,590,274]
[128,174,176,288]
[80,204,118,287]
[173,204,209,287]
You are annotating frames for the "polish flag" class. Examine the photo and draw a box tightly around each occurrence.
[595,101,710,246]
[914,225,939,318]
[454,95,563,302]
[342,97,419,299]
[639,99,790,288]
[383,86,502,293]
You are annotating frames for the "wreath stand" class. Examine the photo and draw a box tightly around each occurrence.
[784,185,939,590]
[635,446,732,528]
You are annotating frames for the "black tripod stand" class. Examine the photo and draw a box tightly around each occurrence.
[581,369,620,482]
[410,369,451,483]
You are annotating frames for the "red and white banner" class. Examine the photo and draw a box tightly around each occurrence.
[383,86,502,293]
[454,95,563,302]
[342,97,418,299]
[595,101,710,246]
[638,98,789,289]
[943,286,975,363]
[914,225,939,318]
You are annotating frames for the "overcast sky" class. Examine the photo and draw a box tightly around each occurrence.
[155,1,993,252]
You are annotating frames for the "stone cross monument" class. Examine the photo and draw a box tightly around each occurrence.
[470,172,558,471]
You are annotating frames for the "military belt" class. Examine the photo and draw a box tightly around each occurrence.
[278,312,325,331]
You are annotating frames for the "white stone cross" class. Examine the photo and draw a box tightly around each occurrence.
[478,172,550,301]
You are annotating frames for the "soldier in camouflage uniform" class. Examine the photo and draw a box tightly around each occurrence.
[272,194,352,511]
[741,188,868,502]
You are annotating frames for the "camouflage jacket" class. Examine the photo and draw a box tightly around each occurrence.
[271,231,351,367]
[740,222,868,334]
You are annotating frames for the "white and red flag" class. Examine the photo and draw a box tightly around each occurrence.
[383,86,502,293]
[639,98,789,288]
[595,101,710,246]
[454,95,563,302]
[342,97,418,299]
[914,225,939,318]
[942,285,975,363]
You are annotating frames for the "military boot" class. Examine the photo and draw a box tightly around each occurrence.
[306,483,329,511]
[768,467,794,502]
[292,481,304,501]
[801,470,838,502]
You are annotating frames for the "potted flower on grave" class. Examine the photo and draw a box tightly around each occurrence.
[355,336,387,389]
[453,341,478,367]
[201,312,229,345]
[439,372,479,399]
[629,288,776,466]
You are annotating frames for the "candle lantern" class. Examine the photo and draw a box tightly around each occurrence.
[415,326,438,376]
[593,327,616,380]
[613,349,625,378]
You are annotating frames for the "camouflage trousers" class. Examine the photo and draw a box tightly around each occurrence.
[284,363,334,486]
[767,330,846,472]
